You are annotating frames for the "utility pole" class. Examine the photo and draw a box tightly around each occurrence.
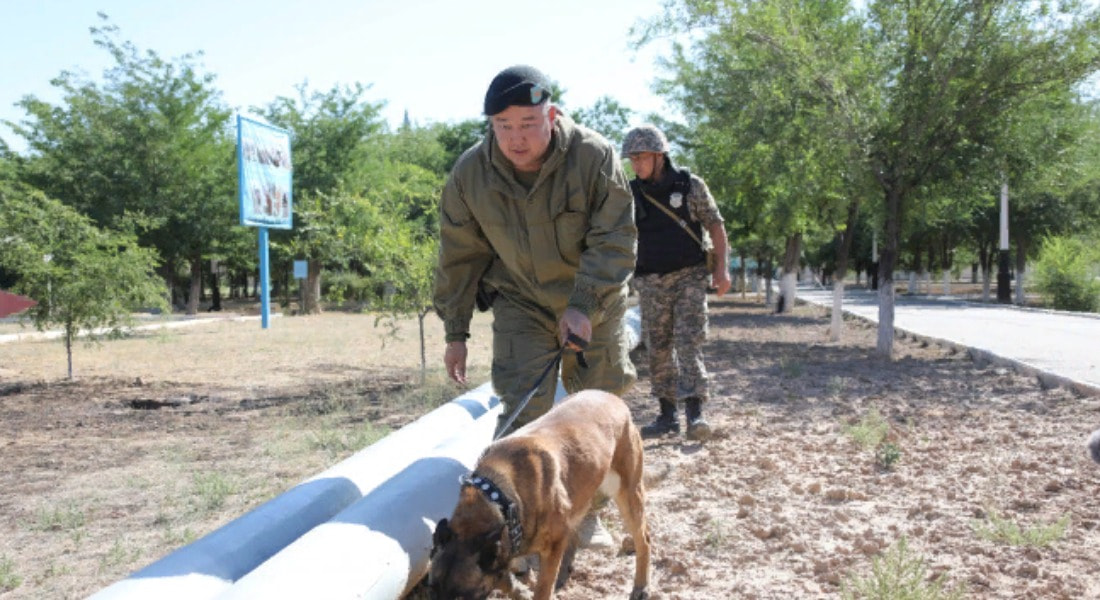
[997,181,1012,303]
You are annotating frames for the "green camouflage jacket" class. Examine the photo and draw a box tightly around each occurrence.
[433,113,637,340]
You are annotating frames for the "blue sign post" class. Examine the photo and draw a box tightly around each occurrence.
[237,115,293,328]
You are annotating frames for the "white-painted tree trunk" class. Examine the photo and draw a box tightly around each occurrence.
[1015,268,1026,305]
[908,272,917,294]
[877,280,896,359]
[982,269,992,302]
[830,279,845,342]
[780,272,797,312]
[942,270,950,296]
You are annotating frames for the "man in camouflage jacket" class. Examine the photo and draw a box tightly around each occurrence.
[433,65,637,437]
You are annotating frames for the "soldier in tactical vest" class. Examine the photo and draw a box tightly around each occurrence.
[622,124,731,441]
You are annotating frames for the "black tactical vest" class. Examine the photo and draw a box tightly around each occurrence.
[631,168,706,275]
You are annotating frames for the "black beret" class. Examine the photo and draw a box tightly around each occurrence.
[483,65,552,116]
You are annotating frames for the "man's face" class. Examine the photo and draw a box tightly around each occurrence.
[628,151,663,181]
[490,103,556,173]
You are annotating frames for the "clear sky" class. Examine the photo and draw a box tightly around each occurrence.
[0,0,677,153]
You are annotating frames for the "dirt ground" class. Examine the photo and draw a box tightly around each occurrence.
[2,296,1099,599]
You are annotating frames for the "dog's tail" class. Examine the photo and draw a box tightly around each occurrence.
[1088,429,1100,464]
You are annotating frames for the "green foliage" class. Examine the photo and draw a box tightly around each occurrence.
[845,409,889,451]
[0,556,20,593]
[10,15,238,296]
[0,183,169,378]
[191,472,235,513]
[973,508,1070,548]
[876,442,902,470]
[322,271,373,304]
[32,501,86,534]
[571,96,634,146]
[842,538,964,600]
[1032,235,1100,312]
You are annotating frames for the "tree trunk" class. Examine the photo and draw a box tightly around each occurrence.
[979,245,992,301]
[778,234,801,314]
[187,257,202,315]
[65,322,74,380]
[1014,243,1027,305]
[209,260,222,312]
[739,251,748,298]
[763,259,774,307]
[418,309,428,385]
[830,199,860,341]
[876,186,902,359]
[304,259,323,314]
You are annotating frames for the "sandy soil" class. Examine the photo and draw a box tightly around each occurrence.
[2,297,1099,599]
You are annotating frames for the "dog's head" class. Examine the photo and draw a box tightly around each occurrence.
[428,517,512,600]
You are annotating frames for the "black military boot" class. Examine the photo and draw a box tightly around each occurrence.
[640,398,680,438]
[685,397,712,441]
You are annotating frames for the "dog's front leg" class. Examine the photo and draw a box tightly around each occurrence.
[532,543,568,600]
[499,571,534,600]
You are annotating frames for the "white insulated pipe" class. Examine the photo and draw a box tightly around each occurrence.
[89,381,502,600]
[91,306,641,600]
[216,399,506,599]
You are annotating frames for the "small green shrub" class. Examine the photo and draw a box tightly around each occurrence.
[1032,235,1100,312]
[973,508,1069,548]
[0,556,22,593]
[323,271,374,303]
[845,409,889,450]
[191,472,235,512]
[876,442,902,470]
[842,538,964,600]
[33,502,86,533]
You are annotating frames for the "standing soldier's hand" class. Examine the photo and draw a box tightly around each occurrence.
[558,307,592,350]
[444,341,468,385]
[712,268,732,297]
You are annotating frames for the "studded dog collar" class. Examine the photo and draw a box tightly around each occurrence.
[461,472,523,554]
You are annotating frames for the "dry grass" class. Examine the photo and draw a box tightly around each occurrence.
[0,307,493,600]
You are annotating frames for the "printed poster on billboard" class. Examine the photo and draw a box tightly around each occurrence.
[238,116,293,229]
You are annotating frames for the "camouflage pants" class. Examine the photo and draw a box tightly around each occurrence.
[634,264,710,402]
[490,293,636,435]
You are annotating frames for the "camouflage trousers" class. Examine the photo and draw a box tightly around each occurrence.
[490,292,637,435]
[633,264,710,402]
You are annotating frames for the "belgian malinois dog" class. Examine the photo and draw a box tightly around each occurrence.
[428,389,650,600]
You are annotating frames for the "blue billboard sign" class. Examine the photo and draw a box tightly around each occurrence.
[238,116,293,229]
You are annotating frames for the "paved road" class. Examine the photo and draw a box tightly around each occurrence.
[795,287,1100,396]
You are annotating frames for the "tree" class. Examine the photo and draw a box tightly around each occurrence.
[641,0,1100,357]
[257,82,386,313]
[9,16,237,315]
[571,96,634,147]
[0,183,168,378]
[642,0,864,314]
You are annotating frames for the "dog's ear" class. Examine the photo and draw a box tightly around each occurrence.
[432,518,453,556]
[476,525,509,572]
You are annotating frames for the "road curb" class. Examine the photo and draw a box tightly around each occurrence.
[797,295,1100,398]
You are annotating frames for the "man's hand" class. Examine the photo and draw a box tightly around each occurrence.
[712,268,732,297]
[558,307,592,350]
[444,341,468,385]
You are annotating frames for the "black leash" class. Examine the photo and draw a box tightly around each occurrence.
[493,332,588,440]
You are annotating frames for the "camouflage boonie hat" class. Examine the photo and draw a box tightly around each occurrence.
[621,124,670,156]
